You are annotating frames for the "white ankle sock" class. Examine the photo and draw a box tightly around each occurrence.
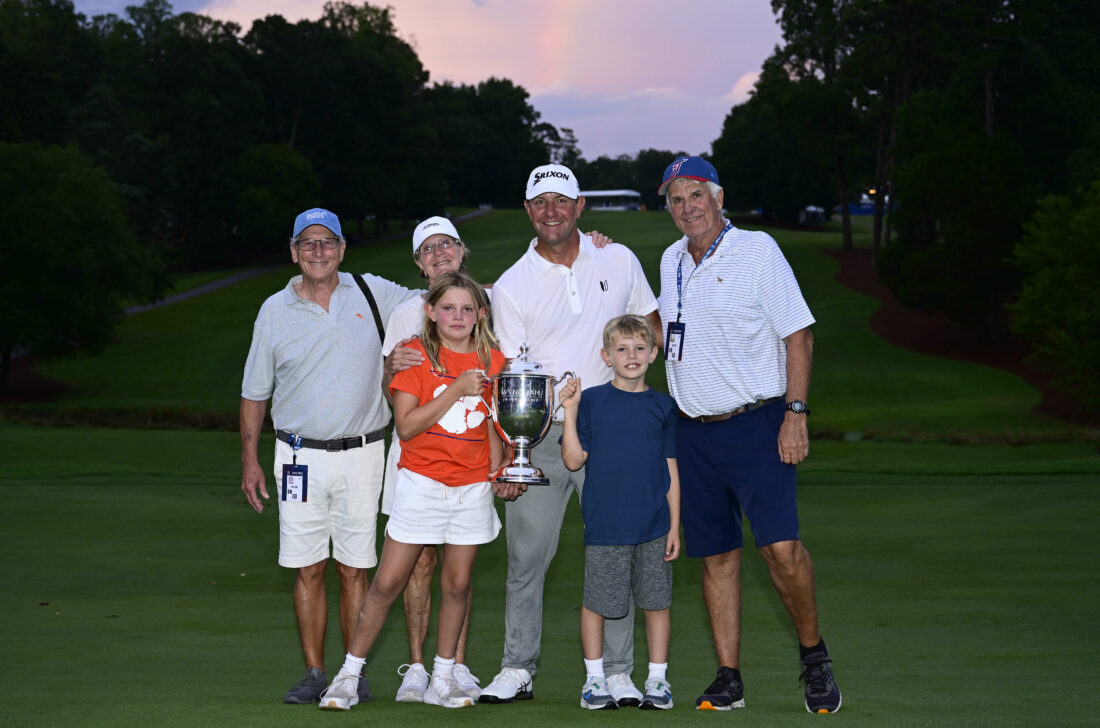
[584,657,605,679]
[433,655,455,678]
[648,661,668,681]
[340,653,366,676]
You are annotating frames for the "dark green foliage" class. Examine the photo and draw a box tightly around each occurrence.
[0,142,167,388]
[0,0,559,266]
[422,78,550,209]
[1011,181,1100,405]
[711,57,843,222]
[880,94,1029,340]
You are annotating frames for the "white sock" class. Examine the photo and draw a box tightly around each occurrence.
[584,657,605,679]
[340,653,366,676]
[648,661,668,682]
[433,655,455,678]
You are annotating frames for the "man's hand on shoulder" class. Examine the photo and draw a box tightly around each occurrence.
[586,230,614,248]
[384,337,424,375]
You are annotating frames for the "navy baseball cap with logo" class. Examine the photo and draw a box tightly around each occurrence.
[525,164,580,200]
[292,208,342,238]
[657,156,720,195]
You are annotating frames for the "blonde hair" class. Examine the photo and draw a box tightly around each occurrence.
[601,313,656,351]
[420,271,498,373]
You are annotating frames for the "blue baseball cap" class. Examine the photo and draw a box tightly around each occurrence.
[292,208,342,238]
[657,156,720,195]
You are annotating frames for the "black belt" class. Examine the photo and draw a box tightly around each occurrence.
[677,396,782,423]
[276,428,386,451]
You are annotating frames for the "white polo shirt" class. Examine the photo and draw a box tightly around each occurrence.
[658,223,814,417]
[241,271,418,439]
[492,233,658,407]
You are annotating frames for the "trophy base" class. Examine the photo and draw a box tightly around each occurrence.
[493,464,549,486]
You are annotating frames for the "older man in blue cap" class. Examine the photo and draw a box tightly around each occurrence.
[240,208,420,705]
[656,157,842,714]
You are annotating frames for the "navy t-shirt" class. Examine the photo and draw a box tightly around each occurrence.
[575,382,678,545]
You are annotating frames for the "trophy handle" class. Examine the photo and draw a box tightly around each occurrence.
[548,371,577,419]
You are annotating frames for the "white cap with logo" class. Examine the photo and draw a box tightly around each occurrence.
[525,164,580,200]
[412,216,461,254]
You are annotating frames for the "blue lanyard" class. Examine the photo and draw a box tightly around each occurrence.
[676,222,732,322]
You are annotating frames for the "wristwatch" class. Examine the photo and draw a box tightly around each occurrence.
[785,400,810,415]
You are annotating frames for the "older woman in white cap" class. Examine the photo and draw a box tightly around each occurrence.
[378,216,613,705]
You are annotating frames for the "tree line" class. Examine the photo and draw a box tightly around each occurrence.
[706,0,1099,405]
[3,0,1097,404]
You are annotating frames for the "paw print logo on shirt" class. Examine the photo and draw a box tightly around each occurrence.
[433,383,486,434]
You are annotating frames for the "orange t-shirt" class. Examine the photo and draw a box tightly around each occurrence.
[390,339,505,487]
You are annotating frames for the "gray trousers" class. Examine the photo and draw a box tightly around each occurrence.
[501,423,635,676]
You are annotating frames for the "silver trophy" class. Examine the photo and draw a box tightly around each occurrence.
[483,344,575,485]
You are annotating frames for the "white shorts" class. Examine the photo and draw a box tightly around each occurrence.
[274,438,384,569]
[386,468,501,546]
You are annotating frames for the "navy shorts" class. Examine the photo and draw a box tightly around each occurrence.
[676,398,800,557]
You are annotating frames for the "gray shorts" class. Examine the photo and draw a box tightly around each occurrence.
[583,536,673,619]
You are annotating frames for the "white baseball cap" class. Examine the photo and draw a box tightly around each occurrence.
[525,164,580,200]
[412,216,461,254]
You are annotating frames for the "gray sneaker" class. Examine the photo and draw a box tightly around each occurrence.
[283,666,326,704]
[357,674,372,704]
[580,676,618,710]
[640,678,673,710]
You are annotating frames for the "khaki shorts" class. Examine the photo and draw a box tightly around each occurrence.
[274,438,384,569]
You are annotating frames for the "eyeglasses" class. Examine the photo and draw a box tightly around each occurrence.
[417,239,459,257]
[295,237,341,252]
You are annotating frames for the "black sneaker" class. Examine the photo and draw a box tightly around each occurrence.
[284,666,327,704]
[695,666,745,710]
[357,675,372,703]
[800,650,842,714]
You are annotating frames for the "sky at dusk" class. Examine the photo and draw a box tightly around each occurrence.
[72,0,785,160]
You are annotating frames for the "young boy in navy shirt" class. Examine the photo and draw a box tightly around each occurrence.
[560,314,681,710]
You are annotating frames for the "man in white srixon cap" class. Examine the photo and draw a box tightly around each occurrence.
[240,207,420,706]
[656,156,841,714]
[480,164,663,707]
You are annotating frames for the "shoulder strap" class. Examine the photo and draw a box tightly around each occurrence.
[353,274,386,344]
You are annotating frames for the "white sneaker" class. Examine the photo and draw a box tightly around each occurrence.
[424,674,475,708]
[318,669,360,711]
[452,663,481,700]
[395,663,429,703]
[478,667,533,703]
[607,673,643,707]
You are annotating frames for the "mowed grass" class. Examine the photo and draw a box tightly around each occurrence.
[26,209,1089,441]
[1,423,1097,727]
[7,209,1098,728]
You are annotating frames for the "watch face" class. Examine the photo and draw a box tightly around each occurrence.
[788,401,807,413]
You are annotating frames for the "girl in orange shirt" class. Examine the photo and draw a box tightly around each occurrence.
[319,271,507,711]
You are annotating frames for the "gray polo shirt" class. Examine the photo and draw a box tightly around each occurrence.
[241,271,419,440]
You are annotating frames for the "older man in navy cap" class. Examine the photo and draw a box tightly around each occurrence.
[240,208,420,705]
[656,157,841,714]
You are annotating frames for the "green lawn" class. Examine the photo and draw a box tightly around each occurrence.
[1,424,1097,727]
[25,209,1089,442]
[6,210,1098,726]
